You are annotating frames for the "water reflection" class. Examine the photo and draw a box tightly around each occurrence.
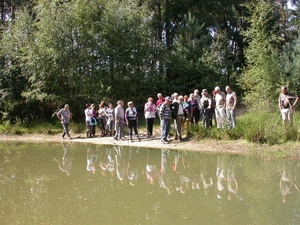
[58,142,72,176]
[279,162,300,203]
[1,142,300,224]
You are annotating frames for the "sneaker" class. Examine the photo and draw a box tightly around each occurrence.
[113,136,118,141]
[68,136,72,140]
[162,139,170,144]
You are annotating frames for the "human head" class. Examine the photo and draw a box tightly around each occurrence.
[148,97,153,102]
[165,96,172,105]
[64,104,69,109]
[157,93,163,99]
[183,95,189,101]
[194,89,199,96]
[215,86,221,93]
[173,92,178,100]
[281,86,288,94]
[117,100,124,106]
[202,89,208,96]
[178,95,183,102]
[108,102,113,108]
[190,93,194,99]
[127,101,134,107]
[225,86,232,93]
[99,101,105,108]
[86,104,91,109]
[91,103,95,109]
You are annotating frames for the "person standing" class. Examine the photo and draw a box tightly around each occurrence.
[98,101,107,137]
[159,96,173,144]
[90,104,97,137]
[189,93,200,125]
[114,100,125,141]
[214,86,226,129]
[200,89,212,128]
[125,101,140,142]
[144,97,157,138]
[57,104,72,139]
[225,86,238,129]
[156,93,165,110]
[84,104,94,138]
[279,86,299,125]
[172,95,184,141]
[105,103,115,136]
[182,95,193,132]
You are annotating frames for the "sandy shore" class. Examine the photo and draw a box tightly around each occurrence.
[0,132,256,155]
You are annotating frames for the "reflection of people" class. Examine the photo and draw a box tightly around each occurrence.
[127,148,140,186]
[86,147,98,174]
[215,157,227,199]
[279,164,299,203]
[99,148,115,176]
[278,86,299,125]
[227,163,238,200]
[58,143,72,176]
[115,146,127,184]
[146,149,160,185]
[57,104,72,139]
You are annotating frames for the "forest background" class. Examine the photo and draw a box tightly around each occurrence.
[1,0,300,128]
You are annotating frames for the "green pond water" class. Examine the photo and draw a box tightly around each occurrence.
[0,142,299,225]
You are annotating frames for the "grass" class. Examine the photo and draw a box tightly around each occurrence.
[1,111,300,159]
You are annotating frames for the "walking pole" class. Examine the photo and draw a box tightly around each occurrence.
[273,111,282,128]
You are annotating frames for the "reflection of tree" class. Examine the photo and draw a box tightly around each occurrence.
[58,142,72,176]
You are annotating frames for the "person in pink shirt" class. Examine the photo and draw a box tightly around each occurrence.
[144,97,157,137]
[156,93,165,110]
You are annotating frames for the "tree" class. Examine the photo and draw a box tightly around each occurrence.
[239,0,283,110]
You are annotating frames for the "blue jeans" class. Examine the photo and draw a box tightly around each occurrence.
[161,119,171,141]
[226,108,236,129]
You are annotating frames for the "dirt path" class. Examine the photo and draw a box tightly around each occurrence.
[0,131,256,155]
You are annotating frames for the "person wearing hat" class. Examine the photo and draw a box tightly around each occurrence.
[225,86,238,129]
[200,89,212,128]
[125,101,140,142]
[159,96,173,144]
[214,86,226,129]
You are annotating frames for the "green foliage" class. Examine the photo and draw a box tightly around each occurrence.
[239,0,283,111]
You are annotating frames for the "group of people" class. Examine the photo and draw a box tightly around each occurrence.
[158,86,238,144]
[56,85,300,144]
[56,85,238,143]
